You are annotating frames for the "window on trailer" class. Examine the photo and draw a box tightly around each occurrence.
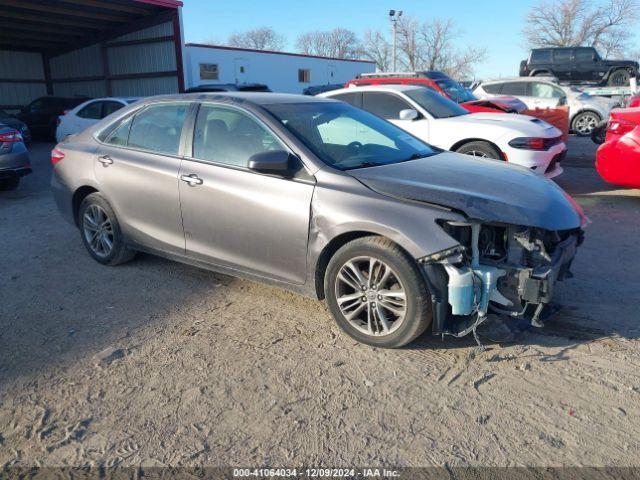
[200,64,219,80]
[299,69,311,83]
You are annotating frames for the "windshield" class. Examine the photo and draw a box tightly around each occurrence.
[404,88,470,119]
[264,102,439,171]
[435,79,477,103]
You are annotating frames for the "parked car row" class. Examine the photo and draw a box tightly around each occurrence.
[51,92,586,347]
[320,84,566,178]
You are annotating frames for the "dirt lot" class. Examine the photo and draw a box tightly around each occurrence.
[1,138,640,469]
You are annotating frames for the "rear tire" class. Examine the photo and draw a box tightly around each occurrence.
[608,69,630,86]
[0,177,19,191]
[324,236,432,348]
[78,192,136,266]
[455,141,502,160]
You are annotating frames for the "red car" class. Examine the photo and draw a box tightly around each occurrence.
[628,93,640,108]
[596,108,640,188]
[346,71,527,114]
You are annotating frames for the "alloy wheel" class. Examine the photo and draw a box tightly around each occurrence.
[334,256,407,336]
[575,113,599,135]
[83,204,114,258]
[466,150,489,157]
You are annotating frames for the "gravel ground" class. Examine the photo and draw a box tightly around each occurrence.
[1,138,639,469]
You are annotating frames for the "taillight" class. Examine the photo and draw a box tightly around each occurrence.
[608,120,635,136]
[0,130,23,143]
[51,148,65,165]
[508,137,553,150]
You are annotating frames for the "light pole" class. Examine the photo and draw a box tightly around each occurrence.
[389,9,402,71]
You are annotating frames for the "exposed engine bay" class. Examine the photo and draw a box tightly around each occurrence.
[422,220,585,338]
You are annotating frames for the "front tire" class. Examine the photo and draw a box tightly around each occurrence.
[78,193,136,266]
[455,141,502,160]
[608,69,630,86]
[324,236,432,348]
[571,111,601,136]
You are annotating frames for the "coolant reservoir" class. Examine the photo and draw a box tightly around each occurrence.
[444,265,475,316]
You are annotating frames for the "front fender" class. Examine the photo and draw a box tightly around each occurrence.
[306,172,466,297]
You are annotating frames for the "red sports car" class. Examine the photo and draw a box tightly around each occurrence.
[596,108,640,188]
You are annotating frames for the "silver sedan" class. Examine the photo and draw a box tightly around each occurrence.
[51,93,585,348]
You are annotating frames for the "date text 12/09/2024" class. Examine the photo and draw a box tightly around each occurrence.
[233,468,401,478]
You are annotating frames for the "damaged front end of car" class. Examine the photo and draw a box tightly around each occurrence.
[420,220,585,338]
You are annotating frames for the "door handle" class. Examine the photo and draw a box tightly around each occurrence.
[180,174,203,186]
[98,155,113,166]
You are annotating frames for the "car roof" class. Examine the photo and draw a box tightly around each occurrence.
[145,92,340,106]
[324,84,422,95]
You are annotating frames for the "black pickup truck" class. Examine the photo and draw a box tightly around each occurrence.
[520,47,638,86]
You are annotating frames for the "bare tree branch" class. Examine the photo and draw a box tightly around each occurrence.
[295,28,362,59]
[523,0,638,56]
[361,29,392,70]
[227,27,286,51]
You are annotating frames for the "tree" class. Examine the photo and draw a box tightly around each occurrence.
[296,28,362,59]
[418,18,487,79]
[360,15,486,78]
[361,30,392,70]
[523,0,639,56]
[227,27,286,51]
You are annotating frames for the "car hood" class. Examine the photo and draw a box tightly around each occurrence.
[348,151,583,231]
[443,112,560,137]
[603,60,638,68]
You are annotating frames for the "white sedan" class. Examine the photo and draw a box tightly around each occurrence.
[56,97,140,142]
[321,84,566,178]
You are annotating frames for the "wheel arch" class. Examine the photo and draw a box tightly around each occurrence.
[450,138,505,160]
[530,69,552,76]
[72,185,99,226]
[314,231,419,300]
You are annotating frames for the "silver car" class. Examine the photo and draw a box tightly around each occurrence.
[473,77,620,135]
[52,93,586,348]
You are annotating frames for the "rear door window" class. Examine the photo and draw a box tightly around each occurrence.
[531,82,564,98]
[499,82,528,96]
[328,92,361,108]
[481,83,502,94]
[102,101,125,118]
[362,92,412,119]
[127,103,189,155]
[77,102,103,120]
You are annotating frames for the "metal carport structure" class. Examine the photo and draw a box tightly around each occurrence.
[0,0,184,112]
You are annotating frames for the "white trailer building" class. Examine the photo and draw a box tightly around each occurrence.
[184,43,376,93]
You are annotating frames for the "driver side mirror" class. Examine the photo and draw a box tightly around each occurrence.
[399,109,419,121]
[248,150,295,175]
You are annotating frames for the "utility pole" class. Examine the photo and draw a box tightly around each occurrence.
[389,9,402,71]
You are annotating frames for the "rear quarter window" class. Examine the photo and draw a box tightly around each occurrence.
[531,50,552,63]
